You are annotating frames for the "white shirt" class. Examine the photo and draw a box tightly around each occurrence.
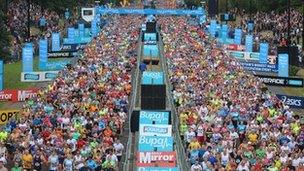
[185,131,196,143]
[191,164,203,171]
[113,143,124,156]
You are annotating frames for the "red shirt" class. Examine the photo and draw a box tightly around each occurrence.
[76,139,86,149]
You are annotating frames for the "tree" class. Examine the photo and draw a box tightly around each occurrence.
[0,10,11,62]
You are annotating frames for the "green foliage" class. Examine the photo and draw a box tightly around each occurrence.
[0,10,11,62]
[184,0,202,8]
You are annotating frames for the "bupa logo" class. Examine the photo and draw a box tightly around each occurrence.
[138,136,173,152]
[140,111,169,125]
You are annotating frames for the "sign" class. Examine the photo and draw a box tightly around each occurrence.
[209,20,217,37]
[240,61,277,72]
[60,44,86,52]
[143,45,159,57]
[47,52,77,58]
[46,61,69,70]
[144,33,157,41]
[0,60,3,90]
[234,29,242,45]
[91,19,98,37]
[52,32,61,52]
[259,43,269,64]
[226,44,245,51]
[0,89,38,102]
[245,35,253,52]
[138,167,179,171]
[136,152,177,167]
[39,39,48,70]
[96,7,205,16]
[139,124,172,137]
[21,71,59,82]
[78,23,85,38]
[39,17,46,27]
[0,110,19,125]
[276,94,304,109]
[138,136,173,152]
[255,75,304,87]
[278,54,289,77]
[142,72,164,85]
[22,43,33,72]
[221,24,228,42]
[248,22,254,31]
[140,111,169,125]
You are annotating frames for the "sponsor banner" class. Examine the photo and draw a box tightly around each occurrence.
[248,22,254,31]
[0,110,19,125]
[245,35,253,52]
[60,44,86,52]
[91,19,98,37]
[278,54,289,77]
[39,39,48,70]
[209,20,217,37]
[0,89,38,102]
[255,75,304,87]
[51,32,61,52]
[144,33,157,42]
[137,167,179,171]
[21,71,58,82]
[259,43,269,64]
[140,111,169,125]
[226,44,245,51]
[47,51,77,58]
[240,61,277,73]
[22,43,33,72]
[228,51,276,64]
[68,27,75,44]
[234,29,242,45]
[199,15,206,24]
[142,71,164,85]
[63,37,92,45]
[46,61,69,70]
[221,24,228,42]
[139,124,172,137]
[143,45,159,57]
[78,23,85,38]
[136,151,176,167]
[276,94,304,109]
[96,7,205,16]
[138,136,173,152]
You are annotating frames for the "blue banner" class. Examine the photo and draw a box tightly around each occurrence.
[143,45,159,57]
[144,33,157,41]
[248,22,254,32]
[209,20,217,37]
[276,94,304,109]
[138,136,173,152]
[91,19,98,37]
[199,15,206,25]
[68,28,75,44]
[39,39,48,70]
[245,35,253,52]
[221,24,228,42]
[22,43,33,72]
[0,60,3,90]
[39,17,46,27]
[78,23,85,38]
[46,61,70,71]
[65,11,70,20]
[259,43,269,64]
[51,32,61,52]
[96,7,204,16]
[234,29,242,45]
[278,54,289,77]
[137,167,179,171]
[140,111,169,125]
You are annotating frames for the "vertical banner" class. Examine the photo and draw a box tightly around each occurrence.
[39,39,48,70]
[259,43,269,64]
[79,23,85,38]
[0,60,3,90]
[91,19,98,37]
[221,24,228,43]
[51,32,61,52]
[234,29,242,45]
[245,35,253,52]
[22,43,33,72]
[278,54,289,77]
[199,16,206,25]
[248,21,254,32]
[68,28,75,44]
[209,20,217,37]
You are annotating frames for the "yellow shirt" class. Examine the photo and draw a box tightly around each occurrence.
[248,133,258,143]
[22,154,33,169]
[188,141,201,150]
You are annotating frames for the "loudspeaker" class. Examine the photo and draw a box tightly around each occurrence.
[277,46,301,66]
[141,97,166,110]
[208,0,218,17]
[130,110,139,132]
[141,85,166,98]
[146,22,156,33]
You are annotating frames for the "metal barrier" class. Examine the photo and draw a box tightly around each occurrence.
[158,31,190,171]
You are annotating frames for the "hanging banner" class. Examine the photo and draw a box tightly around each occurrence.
[68,28,75,44]
[209,20,217,37]
[139,124,172,137]
[142,71,164,85]
[39,39,48,70]
[221,24,228,42]
[52,32,61,52]
[138,136,174,152]
[278,54,289,77]
[276,94,304,109]
[245,35,253,52]
[79,23,85,38]
[234,29,242,45]
[259,43,269,64]
[22,43,33,72]
[91,19,98,37]
[136,151,177,167]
